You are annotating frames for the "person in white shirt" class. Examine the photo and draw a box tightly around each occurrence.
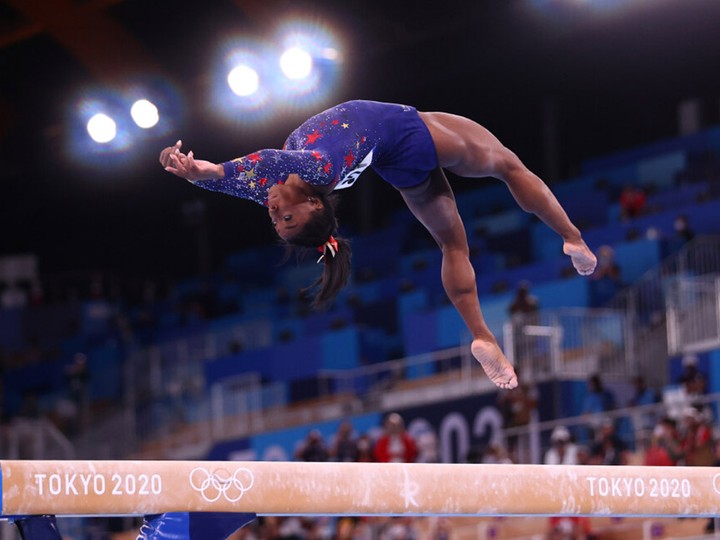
[544,425,579,465]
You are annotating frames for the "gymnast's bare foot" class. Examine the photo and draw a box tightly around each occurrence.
[563,239,597,276]
[471,339,518,389]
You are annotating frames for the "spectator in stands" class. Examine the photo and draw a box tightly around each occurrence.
[507,283,542,373]
[295,429,330,462]
[546,516,593,540]
[380,517,420,540]
[619,184,646,220]
[498,372,538,460]
[585,374,616,412]
[544,426,580,465]
[677,354,707,398]
[415,428,440,463]
[64,352,90,432]
[593,245,621,282]
[628,375,659,442]
[590,418,629,465]
[331,421,359,462]
[644,421,681,467]
[374,413,417,463]
[66,353,90,404]
[161,100,600,392]
[508,280,540,322]
[349,518,375,539]
[590,245,622,304]
[629,375,658,407]
[576,445,592,466]
[428,517,455,540]
[673,214,695,244]
[482,443,513,464]
[356,434,375,462]
[680,406,715,466]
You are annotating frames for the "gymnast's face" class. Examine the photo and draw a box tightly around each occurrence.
[268,179,323,240]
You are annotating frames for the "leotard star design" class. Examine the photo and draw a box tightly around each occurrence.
[191,100,438,205]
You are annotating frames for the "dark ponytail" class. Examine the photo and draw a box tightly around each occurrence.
[285,193,352,309]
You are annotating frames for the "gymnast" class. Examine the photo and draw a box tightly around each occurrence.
[160,100,597,390]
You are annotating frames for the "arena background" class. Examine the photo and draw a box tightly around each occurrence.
[2,1,720,539]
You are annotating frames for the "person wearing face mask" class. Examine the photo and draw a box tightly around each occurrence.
[667,214,696,254]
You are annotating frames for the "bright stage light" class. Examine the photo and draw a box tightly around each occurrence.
[130,99,159,128]
[279,47,313,80]
[86,113,117,143]
[68,78,181,169]
[321,47,340,61]
[210,17,344,123]
[227,65,260,96]
[211,41,272,125]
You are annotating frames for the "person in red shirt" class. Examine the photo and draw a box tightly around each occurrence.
[619,185,646,220]
[374,413,418,463]
[681,407,715,466]
[547,516,593,540]
[645,422,681,467]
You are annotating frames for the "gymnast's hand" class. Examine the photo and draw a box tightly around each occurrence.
[159,140,224,181]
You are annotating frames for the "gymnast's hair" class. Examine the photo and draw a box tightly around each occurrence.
[285,193,351,309]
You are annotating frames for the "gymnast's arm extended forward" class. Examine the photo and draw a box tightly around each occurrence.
[160,140,332,204]
[160,141,223,182]
[159,141,276,203]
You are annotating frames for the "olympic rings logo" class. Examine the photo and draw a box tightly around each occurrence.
[189,467,255,503]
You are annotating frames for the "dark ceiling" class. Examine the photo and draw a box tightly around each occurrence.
[2,0,720,280]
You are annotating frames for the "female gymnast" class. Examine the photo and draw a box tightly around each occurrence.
[160,100,597,389]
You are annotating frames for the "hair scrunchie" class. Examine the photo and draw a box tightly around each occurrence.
[317,235,339,263]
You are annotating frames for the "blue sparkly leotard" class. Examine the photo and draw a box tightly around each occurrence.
[192,100,439,206]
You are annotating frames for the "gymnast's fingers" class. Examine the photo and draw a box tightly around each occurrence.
[164,163,182,176]
[166,154,188,176]
[159,147,174,167]
[159,140,183,167]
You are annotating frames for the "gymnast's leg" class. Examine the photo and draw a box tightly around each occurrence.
[419,111,597,275]
[398,169,518,389]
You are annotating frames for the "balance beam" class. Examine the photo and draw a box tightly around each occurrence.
[1,460,719,517]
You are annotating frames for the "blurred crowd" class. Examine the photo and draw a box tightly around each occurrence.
[219,360,718,540]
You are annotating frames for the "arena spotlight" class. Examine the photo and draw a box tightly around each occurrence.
[130,98,159,129]
[320,47,340,61]
[211,19,342,122]
[227,65,260,96]
[279,46,313,80]
[211,39,273,125]
[86,113,117,143]
[270,18,343,109]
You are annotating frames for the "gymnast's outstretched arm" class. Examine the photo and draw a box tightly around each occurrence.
[160,141,223,181]
[159,141,332,205]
